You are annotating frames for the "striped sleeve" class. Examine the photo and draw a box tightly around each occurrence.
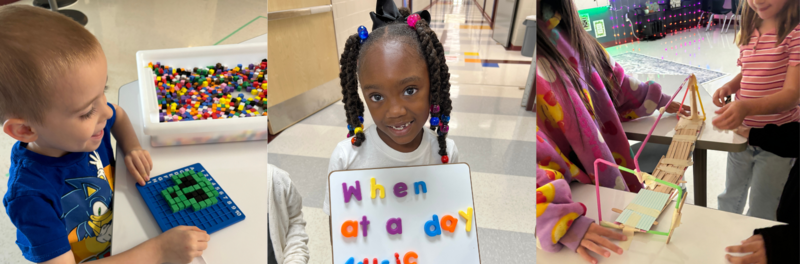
[790,25,800,66]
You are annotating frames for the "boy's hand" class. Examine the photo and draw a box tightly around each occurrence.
[713,83,737,107]
[125,148,152,186]
[725,234,767,264]
[156,226,210,264]
[713,101,750,130]
[578,223,627,264]
[665,102,691,116]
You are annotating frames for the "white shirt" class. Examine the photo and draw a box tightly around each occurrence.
[322,125,459,215]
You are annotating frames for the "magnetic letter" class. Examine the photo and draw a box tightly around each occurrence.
[345,257,355,264]
[342,181,362,203]
[386,218,403,234]
[403,251,418,264]
[414,181,427,194]
[440,215,458,233]
[341,220,358,237]
[360,216,370,237]
[370,177,385,199]
[424,214,442,236]
[458,207,474,232]
[393,182,408,197]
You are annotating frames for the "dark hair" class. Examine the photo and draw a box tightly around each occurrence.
[339,8,452,158]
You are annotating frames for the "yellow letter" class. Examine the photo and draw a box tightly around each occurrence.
[458,207,473,232]
[370,177,385,199]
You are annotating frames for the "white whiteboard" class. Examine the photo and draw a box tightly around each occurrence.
[328,163,480,264]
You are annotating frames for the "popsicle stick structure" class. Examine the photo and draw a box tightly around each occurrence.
[593,74,706,247]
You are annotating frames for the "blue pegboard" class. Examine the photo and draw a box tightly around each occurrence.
[137,163,245,234]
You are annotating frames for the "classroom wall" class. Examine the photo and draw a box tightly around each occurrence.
[332,0,375,55]
[511,0,536,46]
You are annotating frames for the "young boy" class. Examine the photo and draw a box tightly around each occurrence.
[1,6,209,264]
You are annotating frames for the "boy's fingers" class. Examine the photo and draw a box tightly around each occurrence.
[196,241,208,251]
[145,151,153,175]
[125,157,145,186]
[577,247,597,264]
[726,252,760,264]
[132,156,147,180]
[596,226,627,241]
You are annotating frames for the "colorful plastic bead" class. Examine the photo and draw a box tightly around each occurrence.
[351,137,357,144]
[430,117,439,126]
[444,115,450,122]
[407,13,421,29]
[430,104,440,113]
[354,127,363,134]
[441,155,449,163]
[441,124,449,133]
[358,116,364,123]
[358,26,369,42]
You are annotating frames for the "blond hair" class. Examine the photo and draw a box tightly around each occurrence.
[736,0,800,47]
[0,5,103,123]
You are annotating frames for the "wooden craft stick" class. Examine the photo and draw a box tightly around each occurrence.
[600,221,649,233]
[658,165,685,175]
[662,158,693,167]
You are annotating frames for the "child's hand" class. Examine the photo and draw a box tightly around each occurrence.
[725,234,767,264]
[713,101,750,130]
[124,148,152,186]
[578,223,627,264]
[713,84,736,107]
[665,102,691,116]
[155,226,210,264]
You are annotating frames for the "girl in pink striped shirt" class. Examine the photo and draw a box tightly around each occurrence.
[713,0,799,221]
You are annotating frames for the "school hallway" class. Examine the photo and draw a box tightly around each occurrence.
[267,0,536,263]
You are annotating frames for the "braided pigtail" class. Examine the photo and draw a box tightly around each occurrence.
[413,19,452,162]
[340,34,366,146]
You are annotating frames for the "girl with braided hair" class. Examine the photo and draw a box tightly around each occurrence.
[322,1,458,216]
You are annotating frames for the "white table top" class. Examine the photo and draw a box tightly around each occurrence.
[111,36,268,263]
[621,74,747,152]
[536,183,782,263]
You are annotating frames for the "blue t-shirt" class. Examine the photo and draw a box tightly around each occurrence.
[3,102,117,263]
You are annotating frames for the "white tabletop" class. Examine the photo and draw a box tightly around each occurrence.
[111,36,268,263]
[536,183,782,263]
[621,74,747,152]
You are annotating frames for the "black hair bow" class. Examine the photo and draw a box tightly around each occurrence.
[369,0,431,31]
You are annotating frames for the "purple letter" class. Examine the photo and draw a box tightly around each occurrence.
[386,218,402,235]
[393,182,408,197]
[342,181,362,203]
[360,216,370,237]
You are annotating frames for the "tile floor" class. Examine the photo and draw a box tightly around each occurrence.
[268,1,536,264]
[0,1,266,263]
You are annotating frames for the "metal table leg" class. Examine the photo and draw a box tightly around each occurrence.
[693,148,708,207]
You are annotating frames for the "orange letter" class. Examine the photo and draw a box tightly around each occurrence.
[403,251,418,264]
[440,215,458,233]
[341,220,358,237]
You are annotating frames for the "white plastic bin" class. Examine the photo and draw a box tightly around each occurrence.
[135,43,269,147]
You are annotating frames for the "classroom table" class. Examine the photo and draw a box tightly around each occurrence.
[621,74,747,207]
[110,38,269,263]
[536,183,782,263]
